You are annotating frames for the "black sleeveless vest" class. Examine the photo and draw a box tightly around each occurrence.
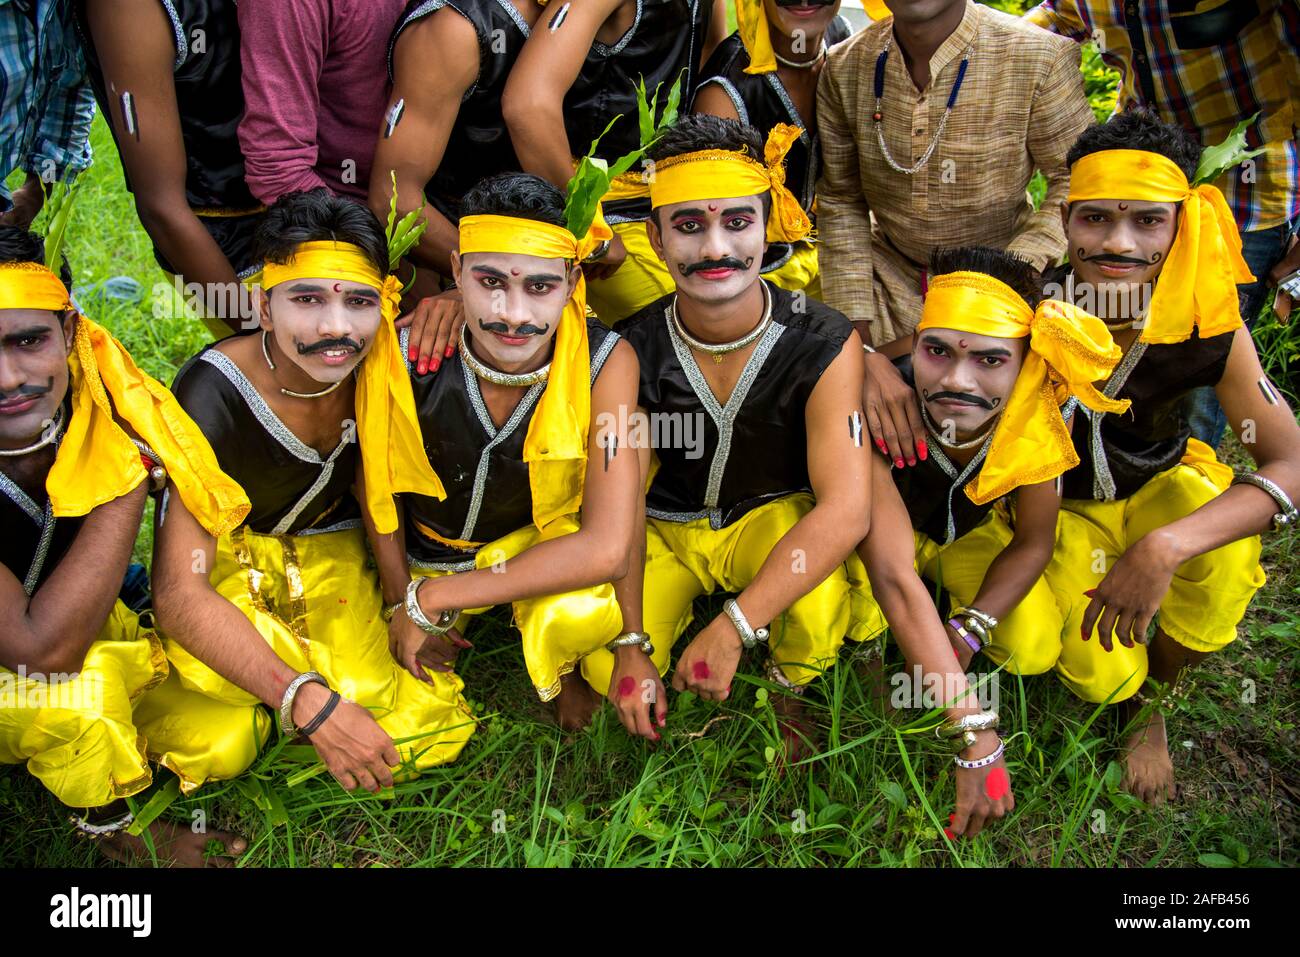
[1047,271,1235,502]
[75,0,259,272]
[401,318,621,567]
[387,0,532,223]
[565,0,715,222]
[616,282,850,528]
[0,408,82,596]
[172,346,362,536]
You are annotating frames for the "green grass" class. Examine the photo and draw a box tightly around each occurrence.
[3,59,1300,867]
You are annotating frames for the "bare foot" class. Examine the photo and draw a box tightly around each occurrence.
[1121,706,1175,805]
[98,820,247,868]
[772,692,820,767]
[553,671,602,732]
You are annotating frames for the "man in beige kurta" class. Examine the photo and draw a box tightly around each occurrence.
[816,0,1094,346]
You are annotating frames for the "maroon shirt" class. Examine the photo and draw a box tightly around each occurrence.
[237,0,404,203]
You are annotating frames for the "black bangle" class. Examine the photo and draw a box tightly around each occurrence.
[300,690,341,737]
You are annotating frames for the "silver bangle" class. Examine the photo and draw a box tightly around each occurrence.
[404,577,459,635]
[1232,472,1297,532]
[606,631,654,656]
[280,671,328,734]
[953,739,1005,770]
[937,710,999,739]
[862,342,877,354]
[583,239,612,263]
[723,598,769,650]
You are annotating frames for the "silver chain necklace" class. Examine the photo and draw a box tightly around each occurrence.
[921,402,999,450]
[458,324,551,387]
[872,34,974,176]
[774,41,826,70]
[0,407,64,457]
[262,330,346,399]
[669,281,773,364]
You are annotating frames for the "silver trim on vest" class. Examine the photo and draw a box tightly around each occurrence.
[1088,341,1148,502]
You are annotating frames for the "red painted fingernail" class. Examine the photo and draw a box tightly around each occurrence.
[894,458,905,468]
[417,360,427,374]
[658,716,666,728]
[445,345,455,358]
[693,661,710,680]
[408,348,417,361]
[943,827,956,840]
[1083,588,1097,597]
[617,676,635,698]
[948,813,957,824]
[875,439,887,452]
[917,439,929,460]
[984,767,1010,800]
[430,358,440,372]
[906,457,916,466]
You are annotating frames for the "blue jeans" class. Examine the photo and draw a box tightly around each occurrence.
[1187,218,1299,448]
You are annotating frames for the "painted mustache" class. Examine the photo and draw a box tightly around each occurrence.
[681,257,751,277]
[296,337,364,356]
[925,390,998,411]
[0,378,53,402]
[1079,251,1160,267]
[477,319,551,337]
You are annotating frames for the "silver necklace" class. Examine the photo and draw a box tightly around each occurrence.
[458,325,551,387]
[0,407,64,457]
[872,34,974,176]
[773,41,826,70]
[262,330,345,399]
[669,282,773,364]
[921,402,999,450]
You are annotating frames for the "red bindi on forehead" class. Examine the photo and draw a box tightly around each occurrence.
[510,268,520,276]
[332,282,342,293]
[958,338,968,349]
[707,203,718,212]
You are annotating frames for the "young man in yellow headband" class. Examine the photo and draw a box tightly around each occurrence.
[1042,110,1300,803]
[693,0,852,296]
[0,226,250,865]
[850,245,1128,838]
[578,115,872,755]
[144,189,474,798]
[367,172,644,733]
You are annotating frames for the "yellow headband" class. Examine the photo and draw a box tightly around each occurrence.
[456,213,615,529]
[736,1,888,75]
[1066,149,1253,345]
[0,261,72,311]
[919,271,1131,505]
[648,124,811,243]
[259,239,445,534]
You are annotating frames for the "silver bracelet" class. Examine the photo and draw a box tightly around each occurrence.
[862,342,877,355]
[722,598,769,650]
[280,671,328,734]
[937,710,999,739]
[606,631,654,656]
[582,239,612,263]
[953,738,1005,770]
[1232,472,1297,532]
[404,577,459,635]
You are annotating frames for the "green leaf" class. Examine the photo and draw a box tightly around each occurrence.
[384,170,428,270]
[879,780,907,810]
[763,745,776,764]
[124,778,181,837]
[1193,114,1266,187]
[1198,852,1237,868]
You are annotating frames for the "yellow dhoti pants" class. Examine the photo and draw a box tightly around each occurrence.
[581,493,849,693]
[1043,440,1265,704]
[585,222,821,327]
[141,525,475,792]
[0,601,168,808]
[845,511,1065,675]
[411,517,623,701]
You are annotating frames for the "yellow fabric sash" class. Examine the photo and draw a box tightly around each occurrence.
[260,240,445,535]
[918,271,1132,505]
[0,262,249,535]
[1066,149,1253,345]
[458,214,611,529]
[736,1,890,74]
[648,124,811,242]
